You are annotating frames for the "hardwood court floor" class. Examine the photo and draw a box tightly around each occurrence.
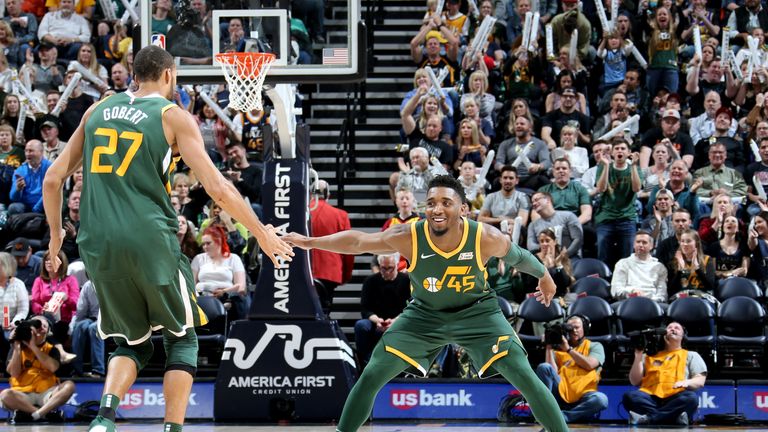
[6,423,768,431]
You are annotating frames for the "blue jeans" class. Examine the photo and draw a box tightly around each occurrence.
[71,318,105,375]
[6,202,28,216]
[596,219,636,269]
[646,68,679,97]
[623,389,698,424]
[354,319,382,366]
[535,363,608,423]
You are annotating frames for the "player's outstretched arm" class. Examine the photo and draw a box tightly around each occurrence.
[165,106,294,267]
[42,104,92,272]
[480,222,556,306]
[284,223,412,257]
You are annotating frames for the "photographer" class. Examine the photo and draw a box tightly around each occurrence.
[0,315,75,422]
[535,315,609,423]
[623,322,707,426]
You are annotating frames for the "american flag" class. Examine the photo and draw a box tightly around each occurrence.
[322,48,349,65]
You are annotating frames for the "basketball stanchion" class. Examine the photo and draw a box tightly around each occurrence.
[212,53,357,422]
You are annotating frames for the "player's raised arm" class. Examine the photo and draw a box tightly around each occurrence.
[480,222,556,306]
[284,222,413,258]
[164,105,294,267]
[42,105,92,271]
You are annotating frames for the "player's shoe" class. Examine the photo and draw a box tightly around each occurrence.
[88,415,117,432]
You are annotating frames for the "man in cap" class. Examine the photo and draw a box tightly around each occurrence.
[689,91,739,145]
[541,87,592,149]
[410,15,459,85]
[39,116,66,162]
[692,107,745,173]
[8,237,40,289]
[640,109,695,169]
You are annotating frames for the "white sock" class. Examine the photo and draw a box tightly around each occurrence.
[31,410,41,420]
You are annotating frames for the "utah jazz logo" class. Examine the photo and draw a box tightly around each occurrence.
[422,266,475,293]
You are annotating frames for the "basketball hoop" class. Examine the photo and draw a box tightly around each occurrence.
[214,52,276,112]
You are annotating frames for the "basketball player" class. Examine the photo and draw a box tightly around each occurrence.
[285,175,569,432]
[42,45,294,432]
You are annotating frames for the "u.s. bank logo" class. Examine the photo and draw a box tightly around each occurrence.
[222,324,355,370]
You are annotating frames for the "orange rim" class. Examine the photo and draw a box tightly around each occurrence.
[214,52,276,79]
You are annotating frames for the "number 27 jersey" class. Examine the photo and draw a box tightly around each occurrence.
[406,218,493,311]
[78,91,181,284]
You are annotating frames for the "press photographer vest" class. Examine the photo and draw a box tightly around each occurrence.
[640,348,688,398]
[10,342,59,393]
[554,339,600,403]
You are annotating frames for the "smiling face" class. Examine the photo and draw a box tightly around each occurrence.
[425,186,463,237]
[669,160,688,182]
[679,232,698,257]
[538,232,555,254]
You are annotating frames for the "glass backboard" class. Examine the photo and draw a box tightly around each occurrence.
[139,0,364,84]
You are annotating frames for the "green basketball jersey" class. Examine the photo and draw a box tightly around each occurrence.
[406,218,494,311]
[78,92,181,284]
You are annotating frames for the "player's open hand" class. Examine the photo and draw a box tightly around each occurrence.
[282,232,312,250]
[47,229,65,273]
[534,271,557,307]
[257,224,294,268]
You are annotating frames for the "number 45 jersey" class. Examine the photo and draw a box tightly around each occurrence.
[79,92,182,285]
[406,218,495,311]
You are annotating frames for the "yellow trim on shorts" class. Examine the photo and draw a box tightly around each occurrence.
[475,222,485,271]
[478,350,508,377]
[407,222,418,272]
[424,217,469,259]
[385,345,427,376]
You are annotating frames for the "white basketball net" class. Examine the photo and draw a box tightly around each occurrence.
[214,52,276,112]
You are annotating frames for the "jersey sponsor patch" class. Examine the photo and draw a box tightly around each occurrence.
[458,252,474,260]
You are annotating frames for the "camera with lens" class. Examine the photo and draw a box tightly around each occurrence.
[627,327,667,356]
[544,322,574,347]
[9,319,43,343]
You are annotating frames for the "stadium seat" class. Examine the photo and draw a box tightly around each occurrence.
[716,277,763,302]
[515,297,564,361]
[614,297,666,369]
[717,296,767,375]
[572,276,612,301]
[667,297,717,366]
[497,296,515,320]
[572,258,612,280]
[568,296,615,346]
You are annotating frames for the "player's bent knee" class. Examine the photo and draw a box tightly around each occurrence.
[163,328,198,368]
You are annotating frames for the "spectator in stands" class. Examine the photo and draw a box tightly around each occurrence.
[746,136,768,217]
[38,116,65,162]
[725,0,768,49]
[4,0,37,60]
[654,209,693,265]
[0,315,75,422]
[599,69,649,119]
[707,214,750,280]
[747,211,768,288]
[174,173,207,227]
[177,215,200,261]
[678,0,720,62]
[580,140,611,197]
[401,81,454,144]
[192,226,249,321]
[293,0,325,44]
[692,143,747,204]
[37,0,90,60]
[460,70,496,127]
[0,20,22,69]
[541,87,591,150]
[9,237,39,290]
[550,0,593,63]
[537,158,592,225]
[528,191,582,257]
[410,22,459,86]
[0,124,23,207]
[58,70,94,141]
[310,180,354,317]
[693,109,746,174]
[460,97,493,146]
[354,253,410,369]
[666,228,716,297]
[453,119,487,172]
[41,189,79,263]
[110,62,129,92]
[611,230,669,302]
[196,201,248,255]
[21,41,63,94]
[382,188,419,271]
[457,161,485,217]
[402,112,455,173]
[646,160,702,226]
[639,143,673,201]
[686,57,738,118]
[0,251,29,359]
[594,139,642,268]
[522,228,575,297]
[642,188,676,245]
[698,193,740,244]
[554,126,589,178]
[645,7,679,99]
[1,94,34,144]
[504,0,531,42]
[689,92,737,146]
[152,0,174,35]
[596,30,632,95]
[535,314,608,423]
[70,280,104,378]
[30,250,78,363]
[9,140,50,215]
[640,109,694,169]
[393,147,434,205]
[625,321,706,426]
[495,116,551,190]
[593,91,635,142]
[225,142,263,217]
[479,165,529,232]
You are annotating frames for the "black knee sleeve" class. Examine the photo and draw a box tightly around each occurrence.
[166,363,197,378]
